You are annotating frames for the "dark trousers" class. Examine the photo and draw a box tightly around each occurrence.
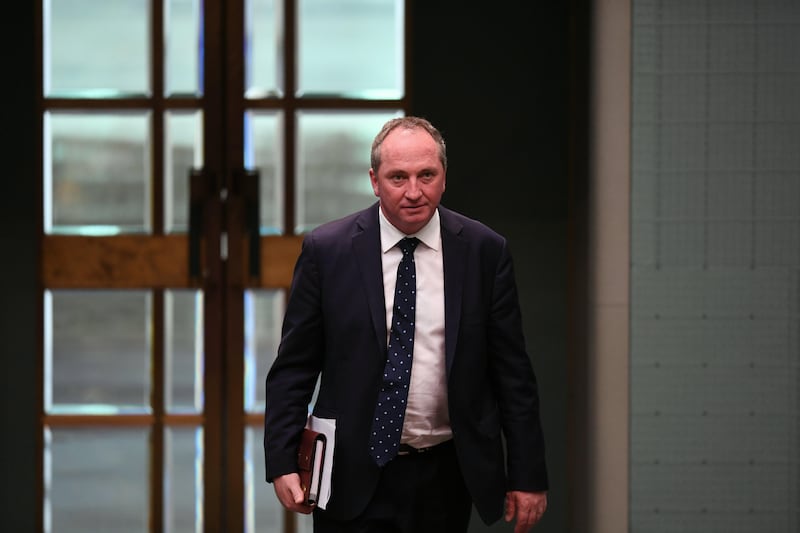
[313,440,472,533]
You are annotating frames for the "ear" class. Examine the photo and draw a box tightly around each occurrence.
[369,168,380,197]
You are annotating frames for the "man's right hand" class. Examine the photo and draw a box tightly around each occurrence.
[273,473,315,514]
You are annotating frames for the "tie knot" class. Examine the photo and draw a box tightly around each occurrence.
[398,237,420,255]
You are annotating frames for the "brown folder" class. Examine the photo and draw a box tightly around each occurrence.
[297,428,327,505]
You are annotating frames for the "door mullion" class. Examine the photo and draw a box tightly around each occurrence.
[223,0,247,530]
[151,290,165,533]
[201,0,227,531]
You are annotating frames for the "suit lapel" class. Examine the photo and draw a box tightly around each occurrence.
[439,207,467,376]
[352,204,388,354]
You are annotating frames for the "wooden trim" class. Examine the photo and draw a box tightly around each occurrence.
[253,235,304,289]
[41,235,193,288]
[41,413,204,426]
[40,234,302,290]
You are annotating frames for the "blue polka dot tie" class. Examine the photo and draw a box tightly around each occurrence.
[369,237,420,466]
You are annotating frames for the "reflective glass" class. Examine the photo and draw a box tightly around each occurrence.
[44,112,152,235]
[165,290,204,414]
[244,111,283,234]
[296,111,401,233]
[44,0,150,97]
[244,290,284,413]
[297,0,403,98]
[44,427,149,532]
[165,0,202,96]
[244,426,285,533]
[45,290,151,414]
[245,0,281,98]
[164,427,203,533]
[165,111,204,233]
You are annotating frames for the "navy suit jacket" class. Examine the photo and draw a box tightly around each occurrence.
[264,203,548,524]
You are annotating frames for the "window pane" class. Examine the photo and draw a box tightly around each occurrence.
[244,290,284,413]
[245,111,283,234]
[44,0,150,97]
[44,112,152,235]
[45,290,151,414]
[165,290,204,414]
[165,0,202,96]
[245,0,281,98]
[164,427,203,533]
[297,0,403,98]
[296,111,401,233]
[165,111,204,234]
[44,427,149,532]
[244,426,285,533]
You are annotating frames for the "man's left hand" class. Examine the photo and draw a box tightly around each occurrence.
[504,490,547,532]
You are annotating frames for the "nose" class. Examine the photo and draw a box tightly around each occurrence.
[405,178,422,200]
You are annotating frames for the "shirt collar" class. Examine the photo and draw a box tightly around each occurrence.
[378,207,441,253]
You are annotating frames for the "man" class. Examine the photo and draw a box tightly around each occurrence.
[265,116,548,532]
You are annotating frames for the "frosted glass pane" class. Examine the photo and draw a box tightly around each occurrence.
[295,111,401,233]
[44,427,149,532]
[45,290,151,414]
[245,0,281,98]
[245,111,283,234]
[165,0,202,96]
[165,111,204,234]
[297,0,403,98]
[44,112,152,235]
[164,427,203,533]
[165,290,204,414]
[45,0,150,97]
[244,290,284,413]
[244,426,285,533]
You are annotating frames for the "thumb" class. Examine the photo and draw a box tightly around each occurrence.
[504,493,516,522]
[291,481,306,505]
[289,476,305,505]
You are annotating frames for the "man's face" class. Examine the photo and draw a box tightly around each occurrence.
[369,128,446,235]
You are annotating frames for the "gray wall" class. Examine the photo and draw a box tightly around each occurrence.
[629,0,800,531]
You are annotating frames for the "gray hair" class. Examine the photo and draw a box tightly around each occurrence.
[370,116,447,172]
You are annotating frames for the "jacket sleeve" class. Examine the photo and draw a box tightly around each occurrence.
[263,233,325,482]
[487,238,549,491]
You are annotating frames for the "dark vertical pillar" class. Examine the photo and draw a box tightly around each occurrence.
[1,1,39,530]
[409,2,580,531]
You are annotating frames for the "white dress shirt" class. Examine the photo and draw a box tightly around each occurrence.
[378,208,452,449]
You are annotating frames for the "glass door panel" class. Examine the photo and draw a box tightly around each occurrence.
[45,290,152,414]
[245,111,284,234]
[164,290,204,414]
[165,111,204,233]
[44,112,152,235]
[164,427,204,532]
[296,0,403,98]
[39,0,407,531]
[164,0,202,97]
[44,0,150,97]
[245,0,282,98]
[45,427,150,532]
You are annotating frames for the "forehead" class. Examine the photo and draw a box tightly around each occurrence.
[380,128,440,164]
